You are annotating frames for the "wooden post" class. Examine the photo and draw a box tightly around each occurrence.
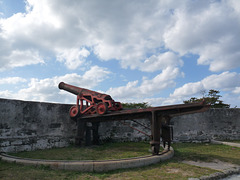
[161,115,172,150]
[150,111,160,155]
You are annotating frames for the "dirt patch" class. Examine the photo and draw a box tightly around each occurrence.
[166,167,195,176]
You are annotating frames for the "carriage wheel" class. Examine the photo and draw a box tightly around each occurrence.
[115,102,122,110]
[96,103,108,115]
[69,106,80,118]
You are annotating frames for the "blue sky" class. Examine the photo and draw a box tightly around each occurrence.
[0,0,240,107]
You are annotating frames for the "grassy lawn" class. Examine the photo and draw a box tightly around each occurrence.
[8,142,152,161]
[172,143,240,166]
[1,142,240,180]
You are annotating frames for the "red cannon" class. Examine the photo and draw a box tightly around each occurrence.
[58,82,122,118]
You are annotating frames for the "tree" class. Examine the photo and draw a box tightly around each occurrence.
[183,89,230,108]
[121,102,151,109]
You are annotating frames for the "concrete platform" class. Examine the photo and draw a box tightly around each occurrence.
[0,147,174,172]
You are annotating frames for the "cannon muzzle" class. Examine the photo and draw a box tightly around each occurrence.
[58,82,65,90]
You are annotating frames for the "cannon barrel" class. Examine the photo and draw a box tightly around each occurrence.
[58,82,122,117]
[58,82,111,99]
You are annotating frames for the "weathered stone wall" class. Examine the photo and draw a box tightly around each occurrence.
[98,109,240,143]
[98,119,151,142]
[1,98,239,153]
[171,108,240,142]
[0,98,76,153]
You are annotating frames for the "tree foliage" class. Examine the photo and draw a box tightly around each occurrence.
[183,89,230,108]
[121,102,151,109]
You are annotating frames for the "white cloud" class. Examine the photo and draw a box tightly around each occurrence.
[107,67,183,100]
[80,66,111,87]
[56,48,90,70]
[141,97,169,107]
[171,82,204,98]
[107,80,139,99]
[0,66,110,103]
[233,87,240,94]
[138,52,183,72]
[0,77,27,84]
[0,48,44,71]
[201,71,240,90]
[0,0,240,72]
[0,90,12,98]
[0,0,240,108]
[164,0,240,72]
[170,71,240,99]
[162,71,240,107]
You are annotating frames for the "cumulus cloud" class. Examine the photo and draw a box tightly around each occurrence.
[137,52,183,72]
[0,77,27,84]
[171,82,204,98]
[170,71,240,99]
[164,0,240,72]
[107,67,183,100]
[0,0,240,107]
[0,0,239,72]
[0,48,44,71]
[0,0,240,71]
[0,66,110,103]
[143,96,181,107]
[233,87,240,94]
[0,90,12,98]
[162,71,240,107]
[56,48,90,70]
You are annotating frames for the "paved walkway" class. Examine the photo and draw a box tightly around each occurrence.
[211,140,240,148]
[186,141,240,180]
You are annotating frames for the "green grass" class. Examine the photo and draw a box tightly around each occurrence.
[9,142,152,160]
[1,142,240,180]
[172,143,240,165]
[0,160,217,180]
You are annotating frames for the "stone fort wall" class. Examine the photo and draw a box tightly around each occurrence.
[0,98,239,153]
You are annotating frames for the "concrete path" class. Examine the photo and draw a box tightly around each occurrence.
[186,140,240,180]
[185,160,240,180]
[211,140,240,148]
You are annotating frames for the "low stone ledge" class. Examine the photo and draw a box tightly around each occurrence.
[0,147,174,172]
